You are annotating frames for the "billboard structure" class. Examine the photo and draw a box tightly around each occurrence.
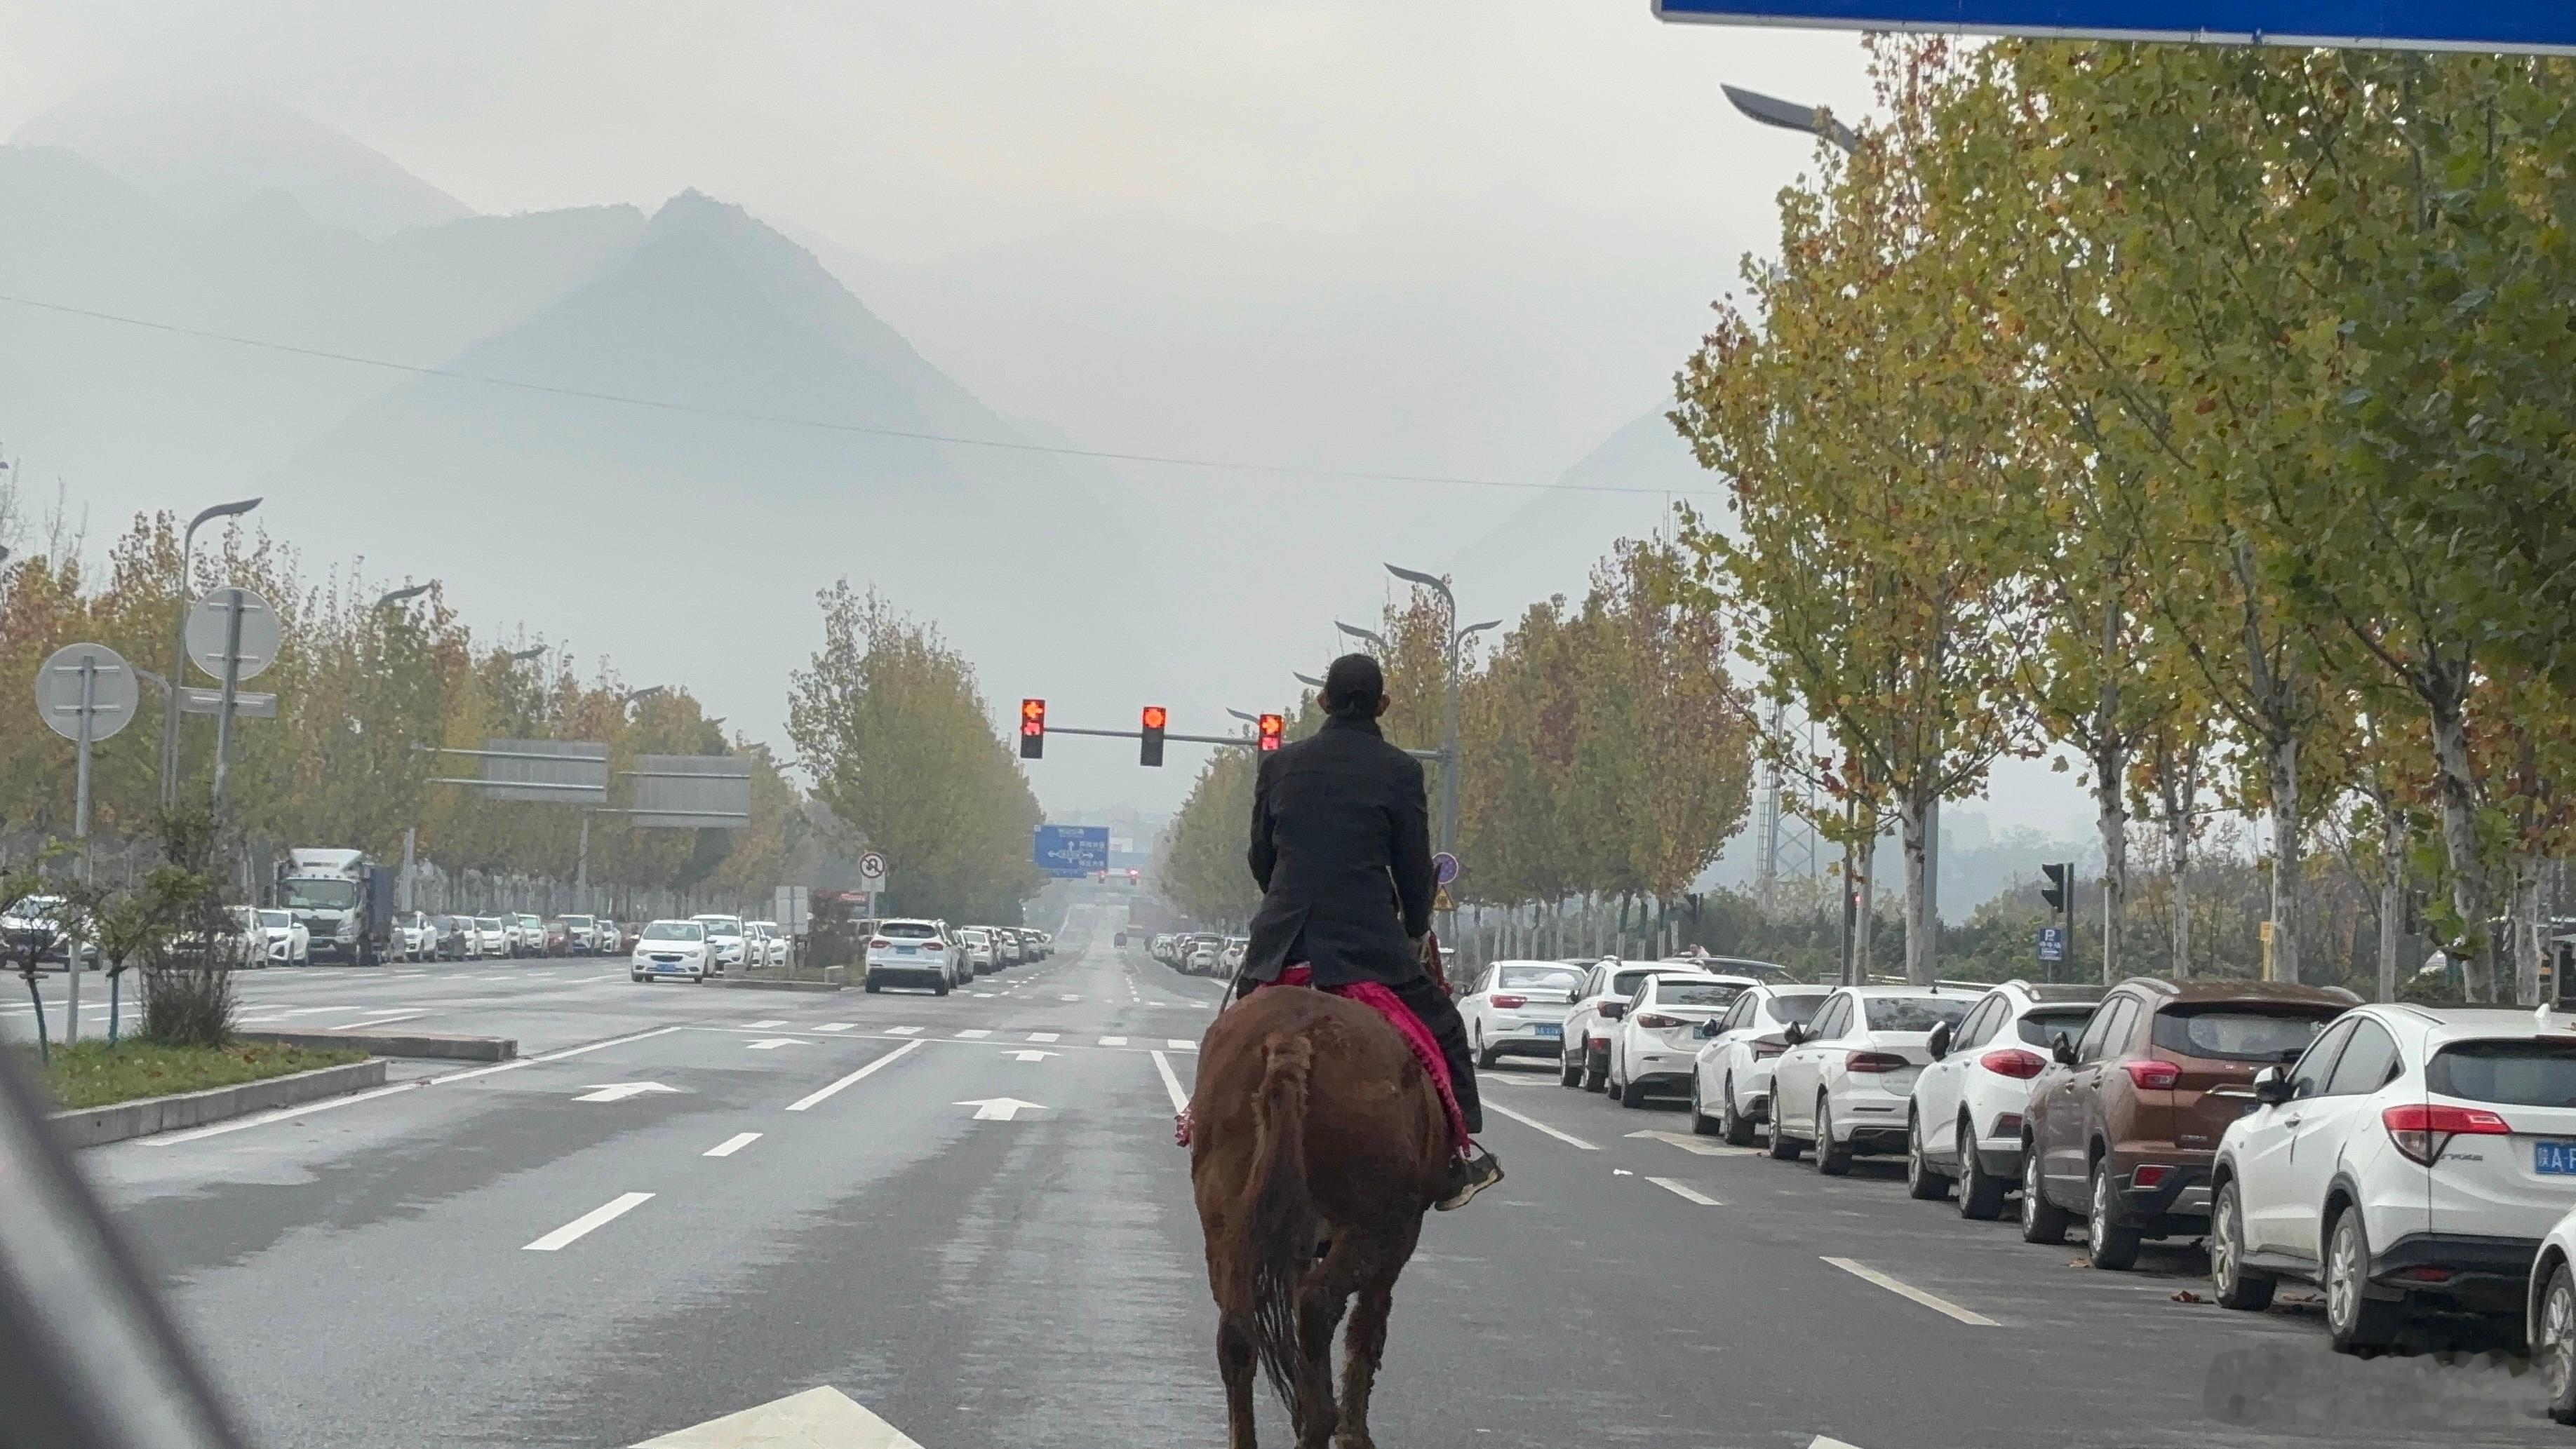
[625,755,753,829]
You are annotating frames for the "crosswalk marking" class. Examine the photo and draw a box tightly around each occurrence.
[1099,1035,1127,1046]
[884,1025,923,1037]
[956,1029,992,1039]
[1165,1039,1197,1051]
[1026,1032,1060,1043]
[817,1023,854,1032]
[744,1019,788,1029]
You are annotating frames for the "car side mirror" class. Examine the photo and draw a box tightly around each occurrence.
[2251,1065,2293,1106]
[1599,1002,1626,1022]
[2051,1032,2078,1066]
[1693,1020,1719,1039]
[1926,1022,1954,1060]
[1780,1023,1806,1046]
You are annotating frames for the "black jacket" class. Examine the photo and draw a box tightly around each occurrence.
[1242,714,1436,988]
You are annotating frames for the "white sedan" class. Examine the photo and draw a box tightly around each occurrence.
[1688,984,1832,1143]
[746,920,791,969]
[1766,986,1975,1174]
[1458,959,1584,1067]
[631,919,713,982]
[1609,974,1759,1107]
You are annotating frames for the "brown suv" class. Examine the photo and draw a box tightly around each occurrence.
[2020,978,2356,1269]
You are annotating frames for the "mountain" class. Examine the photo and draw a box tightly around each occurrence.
[1430,409,1710,608]
[13,88,473,240]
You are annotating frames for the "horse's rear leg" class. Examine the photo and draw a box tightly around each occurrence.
[1291,1277,1346,1449]
[1334,1269,1397,1449]
[1216,1314,1259,1449]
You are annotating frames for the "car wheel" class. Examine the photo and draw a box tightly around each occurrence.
[865,980,882,994]
[1765,1098,1804,1161]
[1814,1096,1851,1175]
[1618,1066,1650,1110]
[2210,1180,2276,1311]
[934,981,950,997]
[2020,1144,2070,1244]
[1583,1054,1607,1093]
[1559,1049,1583,1089]
[1957,1121,2007,1221]
[1722,1076,1757,1147]
[631,973,647,983]
[2542,1262,2576,1425]
[2323,1208,2402,1353]
[1905,1111,1952,1201]
[2086,1161,2142,1270]
[1604,1066,1623,1103]
[1476,1028,1501,1070]
[1688,1077,1722,1136]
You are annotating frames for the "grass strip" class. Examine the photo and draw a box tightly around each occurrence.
[25,1039,367,1110]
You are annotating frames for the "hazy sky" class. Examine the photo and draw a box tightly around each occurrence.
[0,2,2097,840]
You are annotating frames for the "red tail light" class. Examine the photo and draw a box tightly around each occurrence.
[2121,1059,2182,1090]
[1490,994,1528,1009]
[2383,1103,2512,1165]
[2131,1164,2172,1189]
[1636,1013,1686,1030]
[1980,1049,2047,1079]
[1846,1051,1910,1073]
[868,938,891,950]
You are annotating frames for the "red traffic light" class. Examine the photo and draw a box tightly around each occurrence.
[1139,705,1167,767]
[1256,713,1284,751]
[1019,698,1046,759]
[1141,706,1167,729]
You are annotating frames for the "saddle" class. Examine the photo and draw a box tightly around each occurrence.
[1172,962,1471,1156]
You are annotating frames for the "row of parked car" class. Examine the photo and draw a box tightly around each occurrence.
[626,914,1053,991]
[1148,932,1245,977]
[1458,953,2576,1416]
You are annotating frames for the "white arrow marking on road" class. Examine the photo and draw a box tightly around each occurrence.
[955,1097,1045,1121]
[884,1025,923,1036]
[1005,1050,1058,1063]
[1026,1032,1060,1042]
[633,1385,924,1448]
[955,1028,991,1039]
[1099,1035,1129,1046]
[746,1038,806,1050]
[1626,1128,1759,1157]
[744,1019,788,1029]
[575,1082,679,1103]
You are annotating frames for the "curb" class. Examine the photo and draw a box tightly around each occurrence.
[236,1029,516,1062]
[718,977,843,994]
[49,1058,391,1149]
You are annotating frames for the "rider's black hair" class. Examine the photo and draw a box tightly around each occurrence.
[1321,653,1384,721]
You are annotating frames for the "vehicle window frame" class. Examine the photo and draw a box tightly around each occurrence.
[2286,1018,2358,1099]
[1957,997,2004,1051]
[1810,995,1851,1042]
[2321,1019,2402,1098]
[2073,996,2127,1065]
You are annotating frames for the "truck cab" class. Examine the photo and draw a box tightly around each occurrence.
[276,849,395,966]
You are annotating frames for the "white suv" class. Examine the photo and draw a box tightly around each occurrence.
[1907,980,2105,1218]
[1609,974,1759,1108]
[1559,960,1707,1092]
[866,919,958,995]
[2212,1003,2576,1352]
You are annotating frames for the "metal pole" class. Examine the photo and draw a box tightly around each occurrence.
[576,812,591,895]
[210,591,245,815]
[160,520,203,805]
[1924,795,1940,979]
[68,658,93,1046]
[1441,618,1461,858]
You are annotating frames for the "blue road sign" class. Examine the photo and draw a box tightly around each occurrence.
[2037,926,2067,964]
[1433,852,1460,887]
[1033,824,1111,879]
[1656,0,2575,55]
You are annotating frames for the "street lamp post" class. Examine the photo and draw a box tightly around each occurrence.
[375,584,431,610]
[1721,83,1860,155]
[160,497,262,804]
[1381,565,1500,863]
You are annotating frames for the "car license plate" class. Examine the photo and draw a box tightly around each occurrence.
[1534,1023,1562,1038]
[2537,1140,2576,1175]
[895,944,916,954]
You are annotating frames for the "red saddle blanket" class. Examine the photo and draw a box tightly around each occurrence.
[1175,964,1469,1157]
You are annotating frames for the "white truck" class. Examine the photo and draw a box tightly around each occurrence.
[274,849,396,966]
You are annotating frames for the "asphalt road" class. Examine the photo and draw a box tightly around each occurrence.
[48,899,2576,1448]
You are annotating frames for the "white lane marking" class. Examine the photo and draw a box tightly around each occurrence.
[1646,1176,1723,1206]
[1165,1039,1197,1051]
[817,1023,855,1032]
[746,1038,806,1051]
[971,991,995,997]
[279,1006,356,1018]
[575,1081,677,1103]
[744,1019,788,1029]
[1820,1258,1999,1327]
[1486,1102,1598,1150]
[523,1192,654,1251]
[955,1029,992,1039]
[1059,994,1081,1002]
[1148,1001,1170,1007]
[1099,1035,1129,1047]
[1005,1050,1058,1062]
[884,1025,923,1036]
[1626,1128,1757,1157]
[786,1038,925,1112]
[704,1131,763,1158]
[350,1009,431,1026]
[1151,1049,1190,1111]
[957,1096,1043,1121]
[141,1025,689,1145]
[1811,1438,1868,1449]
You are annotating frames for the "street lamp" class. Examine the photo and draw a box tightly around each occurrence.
[1722,83,1859,155]
[1383,563,1501,862]
[160,496,263,803]
[375,583,431,609]
[508,645,546,663]
[620,685,666,708]
[1292,672,1327,689]
[1334,620,1391,652]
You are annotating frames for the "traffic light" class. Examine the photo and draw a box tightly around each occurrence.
[1019,698,1046,759]
[1256,713,1284,752]
[1139,705,1167,767]
[2040,862,2071,912]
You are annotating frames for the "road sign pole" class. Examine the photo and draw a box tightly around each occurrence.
[210,592,246,816]
[66,657,94,1046]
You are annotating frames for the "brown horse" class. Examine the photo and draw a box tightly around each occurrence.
[1190,983,1452,1449]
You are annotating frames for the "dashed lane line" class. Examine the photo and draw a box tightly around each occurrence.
[884,1025,923,1036]
[1646,1176,1723,1206]
[704,1132,763,1158]
[1165,1039,1198,1051]
[784,1038,925,1112]
[1027,1032,1060,1042]
[744,1019,789,1029]
[817,1023,854,1032]
[1626,1128,1760,1157]
[1486,1101,1599,1151]
[1820,1258,1999,1327]
[1150,1050,1191,1112]
[955,1029,992,1039]
[1099,1035,1128,1047]
[523,1192,654,1252]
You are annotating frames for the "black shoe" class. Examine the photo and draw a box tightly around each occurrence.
[1435,1150,1503,1211]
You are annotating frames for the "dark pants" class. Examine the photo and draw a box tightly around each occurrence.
[1235,965,1484,1136]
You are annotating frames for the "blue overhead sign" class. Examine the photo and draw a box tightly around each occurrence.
[1655,0,2575,55]
[1033,824,1111,879]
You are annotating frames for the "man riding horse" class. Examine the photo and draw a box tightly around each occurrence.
[1235,652,1503,1210]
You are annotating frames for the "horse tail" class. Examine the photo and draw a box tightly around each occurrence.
[1241,1030,1317,1410]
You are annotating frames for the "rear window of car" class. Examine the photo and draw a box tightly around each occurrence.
[1498,965,1581,992]
[1769,992,1827,1025]
[642,922,703,941]
[1866,996,1972,1031]
[564,915,593,928]
[1611,970,1661,997]
[880,922,939,939]
[2152,1007,2335,1063]
[2018,1007,2098,1048]
[2428,1041,2576,1107]
[961,929,988,942]
[1658,981,1747,1008]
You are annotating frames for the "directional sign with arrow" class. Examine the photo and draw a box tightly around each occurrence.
[955,1097,1045,1121]
[575,1082,678,1103]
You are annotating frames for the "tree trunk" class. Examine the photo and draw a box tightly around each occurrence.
[1900,788,1936,986]
[2516,857,2544,1007]
[2377,807,2406,1004]
[2095,745,2128,988]
[2428,686,2492,1002]
[1853,835,1877,983]
[2161,744,2197,983]
[2267,733,2302,985]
